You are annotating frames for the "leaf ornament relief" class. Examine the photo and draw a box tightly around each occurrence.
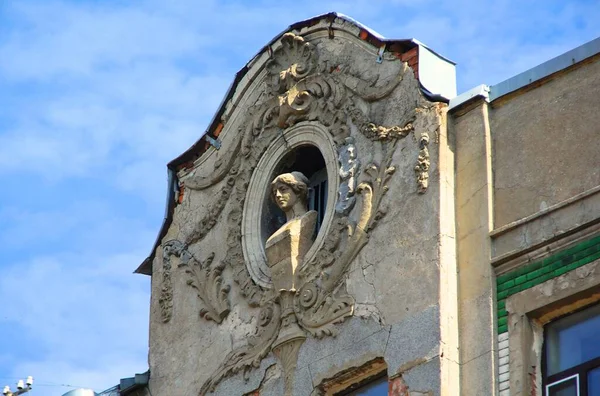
[156,32,432,394]
[160,240,231,324]
[177,251,231,324]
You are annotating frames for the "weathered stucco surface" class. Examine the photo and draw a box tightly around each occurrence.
[491,55,600,228]
[141,14,600,396]
[147,17,453,396]
[451,100,497,396]
[449,51,600,396]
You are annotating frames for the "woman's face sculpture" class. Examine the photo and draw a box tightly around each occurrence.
[273,182,298,211]
[270,171,309,215]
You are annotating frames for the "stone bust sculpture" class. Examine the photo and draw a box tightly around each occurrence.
[265,171,317,291]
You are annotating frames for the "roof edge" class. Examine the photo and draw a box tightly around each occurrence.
[136,12,456,275]
[167,12,454,171]
[489,36,600,101]
[448,84,490,110]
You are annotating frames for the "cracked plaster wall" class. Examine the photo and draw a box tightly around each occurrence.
[147,26,452,396]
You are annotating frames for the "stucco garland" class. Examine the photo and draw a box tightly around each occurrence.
[156,32,428,394]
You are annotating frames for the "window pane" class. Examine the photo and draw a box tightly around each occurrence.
[547,376,578,396]
[589,366,600,396]
[546,304,600,375]
[346,377,388,395]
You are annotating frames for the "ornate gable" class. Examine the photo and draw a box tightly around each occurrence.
[146,14,454,396]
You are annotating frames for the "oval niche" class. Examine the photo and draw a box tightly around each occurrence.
[241,122,339,288]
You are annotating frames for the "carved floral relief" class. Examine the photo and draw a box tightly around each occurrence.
[157,32,435,395]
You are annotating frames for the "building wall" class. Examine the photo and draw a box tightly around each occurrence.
[451,52,600,396]
[491,56,600,229]
[141,15,600,396]
[451,99,497,395]
[146,18,458,396]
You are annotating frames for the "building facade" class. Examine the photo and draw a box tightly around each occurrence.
[135,13,600,396]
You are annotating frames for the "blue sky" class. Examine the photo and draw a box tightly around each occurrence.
[1,0,599,394]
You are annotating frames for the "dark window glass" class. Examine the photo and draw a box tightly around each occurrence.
[344,376,388,395]
[546,304,600,375]
[544,303,600,396]
[589,367,600,396]
[308,168,328,230]
[547,376,578,396]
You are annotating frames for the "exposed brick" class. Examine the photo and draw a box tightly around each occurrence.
[400,47,418,62]
[389,376,409,396]
[514,274,527,285]
[213,122,224,137]
[177,185,184,204]
[497,279,515,292]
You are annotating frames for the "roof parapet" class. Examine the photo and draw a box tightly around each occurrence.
[489,36,600,101]
[448,84,490,110]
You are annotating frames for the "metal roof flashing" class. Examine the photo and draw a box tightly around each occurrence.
[448,84,490,111]
[489,36,600,101]
[418,44,457,100]
[449,35,600,112]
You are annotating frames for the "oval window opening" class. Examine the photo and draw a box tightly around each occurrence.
[262,145,328,244]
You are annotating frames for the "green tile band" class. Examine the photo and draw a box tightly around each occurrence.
[496,234,600,334]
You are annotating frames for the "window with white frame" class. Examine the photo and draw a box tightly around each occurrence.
[544,303,600,396]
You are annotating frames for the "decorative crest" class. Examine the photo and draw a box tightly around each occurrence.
[158,32,436,394]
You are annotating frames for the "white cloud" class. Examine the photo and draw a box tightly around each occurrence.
[1,249,150,395]
[0,1,204,80]
[1,1,600,394]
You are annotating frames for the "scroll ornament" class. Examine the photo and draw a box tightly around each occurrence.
[156,32,434,394]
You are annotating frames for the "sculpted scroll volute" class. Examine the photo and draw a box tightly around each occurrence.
[156,31,435,395]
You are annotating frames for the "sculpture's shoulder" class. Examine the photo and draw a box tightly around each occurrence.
[298,210,318,241]
[302,210,318,224]
[266,211,317,247]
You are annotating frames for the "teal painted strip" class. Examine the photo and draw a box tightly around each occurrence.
[526,267,545,280]
[498,316,507,328]
[495,234,600,286]
[514,274,527,286]
[497,279,514,292]
[498,308,507,318]
[496,234,600,333]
